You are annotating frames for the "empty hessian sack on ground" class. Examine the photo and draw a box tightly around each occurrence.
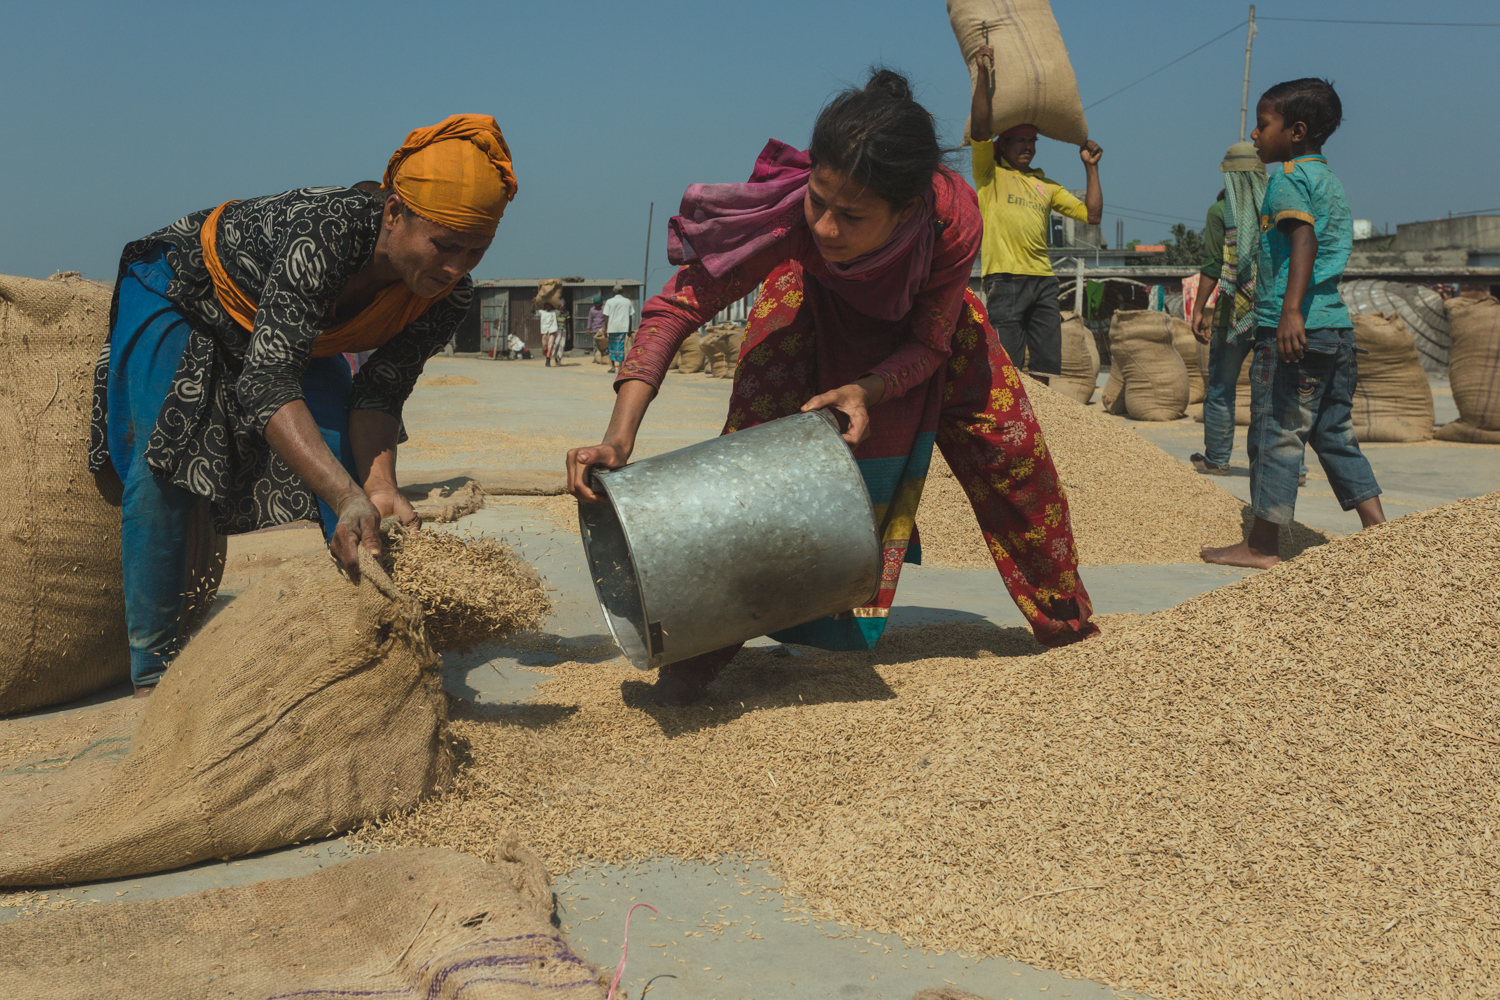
[1170,314,1208,405]
[1102,310,1189,421]
[0,548,448,887]
[1350,311,1434,442]
[1437,295,1500,443]
[0,847,607,999]
[1049,310,1099,404]
[949,0,1088,146]
[0,273,224,716]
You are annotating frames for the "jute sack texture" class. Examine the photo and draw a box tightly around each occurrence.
[1350,311,1434,443]
[532,278,564,312]
[949,0,1088,146]
[700,323,744,378]
[593,329,608,364]
[1101,310,1189,421]
[0,847,606,999]
[1437,295,1500,443]
[1169,315,1208,405]
[1049,309,1099,404]
[0,273,223,716]
[0,548,448,887]
[673,332,705,374]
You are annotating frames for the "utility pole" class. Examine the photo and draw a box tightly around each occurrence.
[1239,5,1258,141]
[641,202,654,327]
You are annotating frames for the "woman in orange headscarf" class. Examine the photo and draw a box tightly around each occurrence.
[90,115,517,694]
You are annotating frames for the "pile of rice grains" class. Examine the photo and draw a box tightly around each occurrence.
[360,493,1500,1000]
[917,385,1328,567]
[384,524,551,651]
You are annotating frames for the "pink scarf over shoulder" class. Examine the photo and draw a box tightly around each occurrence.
[666,139,936,321]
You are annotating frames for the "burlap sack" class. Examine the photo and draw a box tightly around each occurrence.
[1169,316,1208,405]
[593,329,608,364]
[0,548,448,886]
[674,332,705,374]
[0,273,224,716]
[533,278,564,312]
[1350,312,1434,443]
[949,0,1088,146]
[0,847,606,999]
[701,323,740,378]
[1436,295,1500,444]
[1050,309,1099,404]
[1101,310,1189,421]
[724,326,745,378]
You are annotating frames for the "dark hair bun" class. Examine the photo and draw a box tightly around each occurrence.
[864,68,913,103]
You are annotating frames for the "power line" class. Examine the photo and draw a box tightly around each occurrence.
[1260,16,1500,27]
[1083,21,1246,111]
[1106,204,1204,224]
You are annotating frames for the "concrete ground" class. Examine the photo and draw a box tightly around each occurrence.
[5,354,1492,1000]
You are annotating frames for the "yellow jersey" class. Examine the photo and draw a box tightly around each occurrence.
[971,141,1088,277]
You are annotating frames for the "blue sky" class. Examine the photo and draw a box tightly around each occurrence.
[1,0,1494,291]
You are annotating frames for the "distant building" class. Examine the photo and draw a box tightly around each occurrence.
[463,279,643,355]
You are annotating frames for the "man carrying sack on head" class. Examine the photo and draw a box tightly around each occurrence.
[89,114,518,694]
[969,43,1103,385]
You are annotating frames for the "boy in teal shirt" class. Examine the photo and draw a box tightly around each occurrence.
[1202,78,1385,568]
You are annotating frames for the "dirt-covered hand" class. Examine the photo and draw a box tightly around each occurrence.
[368,488,422,530]
[330,492,382,581]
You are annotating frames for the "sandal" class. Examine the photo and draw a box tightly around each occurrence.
[1190,453,1230,476]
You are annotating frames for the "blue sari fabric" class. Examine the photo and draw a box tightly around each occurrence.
[108,245,358,684]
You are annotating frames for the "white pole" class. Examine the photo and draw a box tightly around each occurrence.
[1239,5,1258,141]
[1074,257,1086,315]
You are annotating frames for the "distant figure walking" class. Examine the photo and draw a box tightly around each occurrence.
[603,284,635,373]
[587,294,609,364]
[540,305,564,366]
[969,43,1102,384]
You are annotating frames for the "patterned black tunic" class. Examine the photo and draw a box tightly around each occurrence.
[88,186,471,534]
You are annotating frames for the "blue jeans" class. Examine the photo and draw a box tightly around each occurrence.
[1247,327,1382,526]
[1202,327,1254,467]
[109,246,357,685]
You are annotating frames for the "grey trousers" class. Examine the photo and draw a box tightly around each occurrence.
[982,273,1062,375]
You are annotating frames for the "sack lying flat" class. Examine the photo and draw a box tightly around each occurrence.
[0,549,449,887]
[1437,295,1500,443]
[1351,311,1434,443]
[0,846,606,1000]
[949,0,1088,145]
[1102,310,1189,421]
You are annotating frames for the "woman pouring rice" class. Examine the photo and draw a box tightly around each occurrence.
[567,70,1098,705]
[91,114,517,694]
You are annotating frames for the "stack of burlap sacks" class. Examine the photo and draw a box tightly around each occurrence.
[1436,295,1500,443]
[0,274,224,715]
[671,322,744,379]
[1108,305,1436,441]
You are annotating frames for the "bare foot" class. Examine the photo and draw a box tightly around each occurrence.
[132,684,156,699]
[1200,540,1280,569]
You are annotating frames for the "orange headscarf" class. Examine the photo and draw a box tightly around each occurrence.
[382,114,518,237]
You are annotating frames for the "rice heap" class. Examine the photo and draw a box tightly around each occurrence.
[360,492,1500,1000]
[385,525,551,651]
[916,383,1328,567]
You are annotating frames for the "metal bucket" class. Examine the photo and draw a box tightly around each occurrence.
[578,410,880,670]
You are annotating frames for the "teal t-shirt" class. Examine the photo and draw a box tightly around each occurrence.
[1252,155,1352,330]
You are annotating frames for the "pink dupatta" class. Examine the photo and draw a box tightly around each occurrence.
[667,139,937,321]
